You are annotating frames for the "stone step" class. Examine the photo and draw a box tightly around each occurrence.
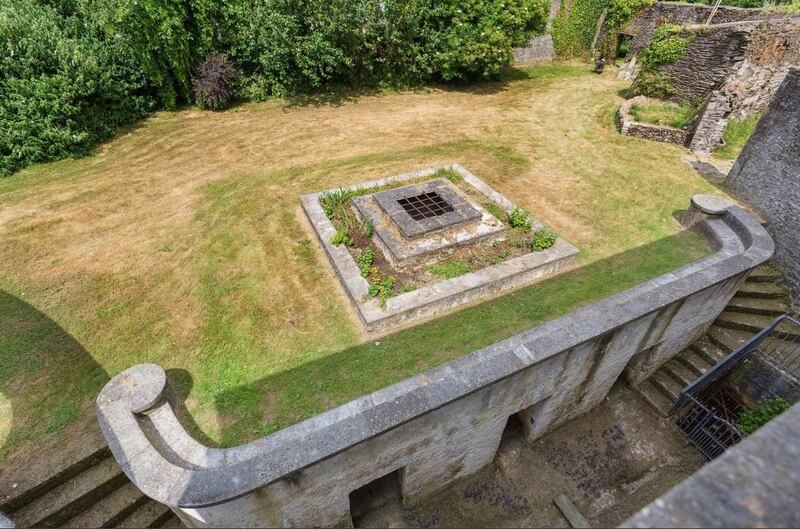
[115,500,174,528]
[64,482,149,528]
[12,457,127,528]
[690,335,729,365]
[636,379,672,417]
[662,359,697,388]
[675,348,713,377]
[650,370,683,403]
[707,326,755,354]
[735,281,786,300]
[159,513,185,528]
[1,445,110,513]
[726,295,788,317]
[716,311,781,336]
[746,266,781,283]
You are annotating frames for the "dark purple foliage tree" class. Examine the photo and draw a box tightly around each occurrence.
[192,54,239,110]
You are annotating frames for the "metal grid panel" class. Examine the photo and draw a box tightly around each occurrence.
[397,192,454,221]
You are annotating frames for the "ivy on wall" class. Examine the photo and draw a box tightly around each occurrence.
[551,0,653,58]
[630,23,695,98]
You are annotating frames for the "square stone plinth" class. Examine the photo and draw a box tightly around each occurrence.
[300,164,579,332]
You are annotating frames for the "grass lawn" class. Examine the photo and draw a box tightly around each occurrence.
[628,101,697,129]
[0,62,724,469]
[714,114,761,161]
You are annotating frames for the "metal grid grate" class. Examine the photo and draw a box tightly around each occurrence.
[397,192,454,221]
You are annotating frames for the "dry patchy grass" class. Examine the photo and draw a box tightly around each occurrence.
[0,63,723,471]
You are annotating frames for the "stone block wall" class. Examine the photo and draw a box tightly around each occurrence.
[95,200,772,528]
[512,0,560,64]
[726,69,800,308]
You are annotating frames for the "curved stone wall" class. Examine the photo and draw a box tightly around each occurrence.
[96,197,773,528]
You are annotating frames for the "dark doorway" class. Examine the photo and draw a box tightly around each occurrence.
[349,468,403,527]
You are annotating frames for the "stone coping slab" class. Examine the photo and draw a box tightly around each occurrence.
[300,164,576,332]
[95,198,774,509]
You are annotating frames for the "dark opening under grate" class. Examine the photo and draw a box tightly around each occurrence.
[397,191,454,221]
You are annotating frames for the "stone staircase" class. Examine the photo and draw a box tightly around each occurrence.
[0,445,182,528]
[636,265,791,416]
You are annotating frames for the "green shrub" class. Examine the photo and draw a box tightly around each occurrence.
[429,260,472,279]
[638,24,694,71]
[530,227,558,251]
[367,275,396,305]
[507,207,534,231]
[737,396,790,436]
[0,0,156,177]
[331,228,352,247]
[355,248,374,278]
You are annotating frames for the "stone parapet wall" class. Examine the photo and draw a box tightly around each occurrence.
[95,199,773,528]
[619,96,689,145]
[726,69,800,308]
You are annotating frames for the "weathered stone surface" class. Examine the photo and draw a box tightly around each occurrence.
[95,197,773,528]
[726,69,800,308]
[618,96,689,146]
[512,0,560,64]
[622,400,800,528]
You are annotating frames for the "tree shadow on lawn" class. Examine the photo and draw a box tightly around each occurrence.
[207,227,710,447]
[281,64,590,109]
[0,290,109,491]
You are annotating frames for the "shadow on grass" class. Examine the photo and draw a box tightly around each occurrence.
[281,63,592,109]
[209,229,711,446]
[0,291,108,465]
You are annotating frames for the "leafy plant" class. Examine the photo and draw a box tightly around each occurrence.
[331,228,352,247]
[193,54,239,110]
[530,227,558,251]
[630,23,694,98]
[737,396,790,436]
[319,189,352,220]
[355,248,374,278]
[429,260,473,279]
[368,275,397,306]
[507,207,534,231]
[361,218,374,238]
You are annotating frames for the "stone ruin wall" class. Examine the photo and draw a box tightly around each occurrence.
[94,199,773,528]
[689,20,800,153]
[622,2,766,56]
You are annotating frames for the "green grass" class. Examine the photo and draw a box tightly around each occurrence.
[714,115,761,161]
[429,260,473,279]
[629,101,697,129]
[0,62,724,467]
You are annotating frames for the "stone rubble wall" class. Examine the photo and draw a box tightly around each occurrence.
[618,96,689,146]
[95,198,773,528]
[623,2,766,56]
[726,69,800,308]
